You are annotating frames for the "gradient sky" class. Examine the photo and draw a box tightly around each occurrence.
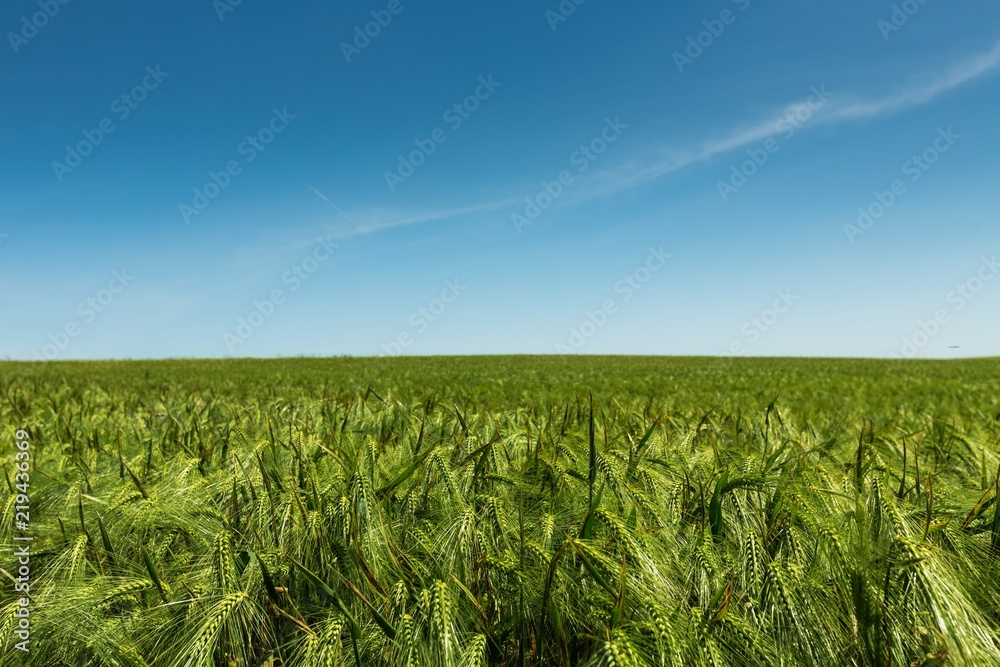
[2,1,999,360]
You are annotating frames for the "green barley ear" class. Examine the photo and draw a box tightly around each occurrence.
[302,616,346,667]
[646,604,684,666]
[590,632,640,667]
[213,531,238,594]
[96,579,153,610]
[392,614,418,667]
[461,633,488,667]
[181,592,247,667]
[67,533,89,581]
[430,580,456,662]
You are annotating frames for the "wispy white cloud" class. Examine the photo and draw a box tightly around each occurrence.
[593,111,800,192]
[223,191,518,277]
[830,42,1000,122]
[306,44,1000,238]
[597,42,1000,194]
[309,185,518,238]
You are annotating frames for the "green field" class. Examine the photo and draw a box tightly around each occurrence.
[2,357,1000,666]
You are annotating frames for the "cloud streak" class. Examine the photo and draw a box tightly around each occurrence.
[600,42,1000,194]
[322,44,1000,236]
[830,42,1000,122]
[309,185,518,238]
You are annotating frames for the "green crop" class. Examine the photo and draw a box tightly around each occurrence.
[1,356,999,665]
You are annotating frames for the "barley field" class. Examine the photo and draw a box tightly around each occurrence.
[2,357,999,666]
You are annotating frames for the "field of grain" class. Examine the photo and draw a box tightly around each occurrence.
[2,357,999,666]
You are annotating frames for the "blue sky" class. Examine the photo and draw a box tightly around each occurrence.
[2,1,998,360]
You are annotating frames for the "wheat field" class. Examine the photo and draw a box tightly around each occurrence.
[1,357,999,666]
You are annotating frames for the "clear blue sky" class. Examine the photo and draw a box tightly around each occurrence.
[2,1,998,360]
